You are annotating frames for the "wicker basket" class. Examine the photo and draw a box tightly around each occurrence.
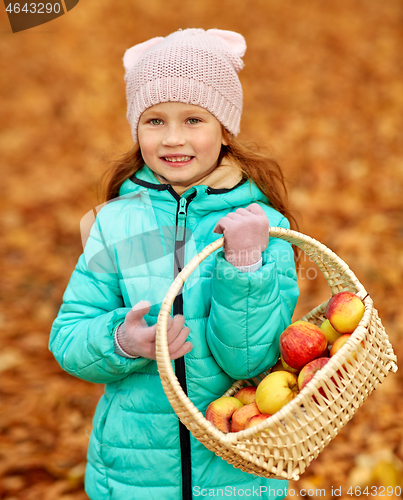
[155,227,398,481]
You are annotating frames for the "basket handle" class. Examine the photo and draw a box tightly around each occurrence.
[155,226,368,432]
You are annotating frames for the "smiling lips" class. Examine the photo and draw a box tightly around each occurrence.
[162,155,193,163]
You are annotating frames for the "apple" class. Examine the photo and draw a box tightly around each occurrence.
[329,333,354,358]
[298,356,341,395]
[234,386,257,405]
[298,357,341,401]
[298,357,331,391]
[320,319,343,345]
[330,333,365,374]
[205,397,244,433]
[326,291,365,334]
[245,414,272,430]
[230,402,261,432]
[280,354,300,374]
[270,358,284,373]
[255,371,299,415]
[279,321,328,371]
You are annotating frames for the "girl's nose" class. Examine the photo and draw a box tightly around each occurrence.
[161,125,186,147]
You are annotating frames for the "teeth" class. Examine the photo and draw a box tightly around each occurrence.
[164,156,192,162]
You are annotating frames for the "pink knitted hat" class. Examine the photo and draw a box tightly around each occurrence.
[123,28,246,143]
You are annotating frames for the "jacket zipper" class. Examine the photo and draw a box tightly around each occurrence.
[176,197,188,242]
[172,190,196,500]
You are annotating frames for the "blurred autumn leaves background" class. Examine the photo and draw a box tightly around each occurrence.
[0,0,402,498]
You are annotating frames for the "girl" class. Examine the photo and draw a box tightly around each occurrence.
[50,28,299,500]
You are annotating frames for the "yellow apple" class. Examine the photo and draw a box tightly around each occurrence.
[255,371,299,415]
[326,291,365,334]
[320,319,343,345]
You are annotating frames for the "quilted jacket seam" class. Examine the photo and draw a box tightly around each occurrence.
[74,353,120,376]
[97,444,178,450]
[74,268,121,294]
[106,479,180,488]
[186,372,227,381]
[119,274,213,281]
[182,316,208,322]
[187,354,215,360]
[119,275,173,281]
[210,295,274,312]
[280,289,294,315]
[117,408,176,415]
[209,333,273,351]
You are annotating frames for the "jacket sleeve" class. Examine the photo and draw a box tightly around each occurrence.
[206,216,299,380]
[49,214,152,384]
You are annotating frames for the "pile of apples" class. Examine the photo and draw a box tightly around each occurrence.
[205,291,365,433]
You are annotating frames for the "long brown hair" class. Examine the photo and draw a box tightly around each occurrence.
[99,144,144,203]
[220,129,299,232]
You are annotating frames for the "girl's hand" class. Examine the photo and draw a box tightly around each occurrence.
[116,301,192,360]
[213,203,269,267]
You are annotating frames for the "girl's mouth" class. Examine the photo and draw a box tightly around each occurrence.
[162,156,193,162]
[161,156,194,166]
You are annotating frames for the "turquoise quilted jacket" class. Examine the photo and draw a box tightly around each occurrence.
[49,165,299,499]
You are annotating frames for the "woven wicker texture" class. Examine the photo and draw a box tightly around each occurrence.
[155,227,398,481]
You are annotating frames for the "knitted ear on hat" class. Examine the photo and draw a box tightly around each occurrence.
[123,36,163,72]
[207,29,247,60]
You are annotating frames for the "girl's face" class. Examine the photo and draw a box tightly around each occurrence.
[138,102,228,187]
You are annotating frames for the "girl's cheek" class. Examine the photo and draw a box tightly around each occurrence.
[138,138,154,156]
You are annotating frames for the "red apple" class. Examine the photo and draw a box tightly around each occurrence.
[255,371,299,415]
[298,357,331,391]
[205,397,244,433]
[230,402,261,432]
[245,413,272,430]
[234,386,257,405]
[320,319,343,345]
[326,291,365,334]
[280,354,300,374]
[279,320,328,371]
[298,357,341,401]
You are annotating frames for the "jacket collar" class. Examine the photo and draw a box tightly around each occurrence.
[133,164,244,194]
[119,165,268,217]
[152,157,244,196]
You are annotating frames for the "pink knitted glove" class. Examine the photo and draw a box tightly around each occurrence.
[116,301,192,360]
[213,203,269,268]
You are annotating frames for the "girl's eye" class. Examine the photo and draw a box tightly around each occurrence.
[149,119,163,125]
[187,118,200,124]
